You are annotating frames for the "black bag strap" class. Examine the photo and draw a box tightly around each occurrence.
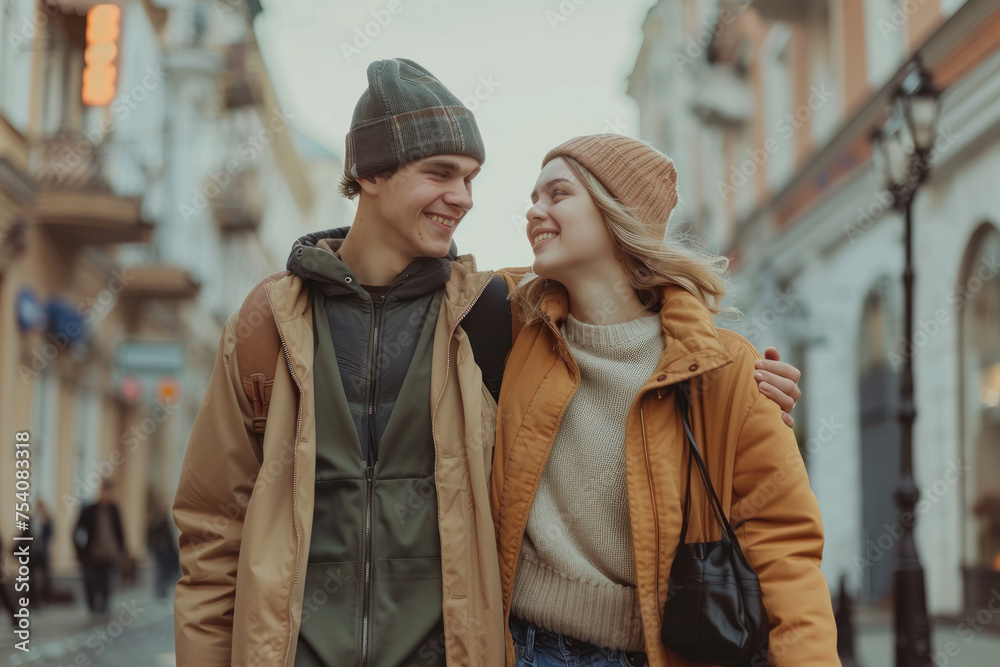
[462,274,512,404]
[675,380,740,546]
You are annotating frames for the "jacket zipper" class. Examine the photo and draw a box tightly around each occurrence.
[360,464,374,667]
[366,297,384,464]
[361,285,395,667]
[638,400,661,661]
[501,316,580,665]
[264,285,304,667]
[430,273,494,450]
[544,319,580,380]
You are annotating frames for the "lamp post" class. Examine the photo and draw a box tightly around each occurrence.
[869,60,941,667]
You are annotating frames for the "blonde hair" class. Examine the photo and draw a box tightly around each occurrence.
[511,155,736,325]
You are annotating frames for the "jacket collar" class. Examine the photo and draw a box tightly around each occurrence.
[439,253,493,333]
[537,281,734,386]
[264,245,491,386]
[286,226,459,299]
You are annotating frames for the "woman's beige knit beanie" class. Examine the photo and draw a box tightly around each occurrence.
[542,134,679,237]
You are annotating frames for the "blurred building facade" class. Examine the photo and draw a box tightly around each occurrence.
[630,0,1000,616]
[0,0,349,579]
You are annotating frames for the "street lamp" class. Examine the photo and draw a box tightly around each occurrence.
[869,59,941,667]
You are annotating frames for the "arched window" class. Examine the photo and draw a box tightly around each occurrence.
[958,223,1000,580]
[857,276,901,601]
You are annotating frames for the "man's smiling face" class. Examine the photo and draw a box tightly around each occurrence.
[367,154,482,259]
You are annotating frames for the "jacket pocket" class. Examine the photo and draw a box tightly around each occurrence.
[370,557,446,666]
[309,479,364,563]
[295,561,362,665]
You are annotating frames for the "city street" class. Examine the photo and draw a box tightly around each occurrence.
[855,606,1000,666]
[4,577,1000,666]
[1,573,174,667]
[2,0,1000,666]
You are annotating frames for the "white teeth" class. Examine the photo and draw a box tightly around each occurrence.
[534,232,558,244]
[428,214,455,227]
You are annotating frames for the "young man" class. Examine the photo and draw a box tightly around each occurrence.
[172,58,803,667]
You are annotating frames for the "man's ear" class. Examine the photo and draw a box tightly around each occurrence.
[357,174,381,196]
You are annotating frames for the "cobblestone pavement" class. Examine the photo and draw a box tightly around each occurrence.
[5,581,1000,666]
[855,605,1000,666]
[2,572,174,667]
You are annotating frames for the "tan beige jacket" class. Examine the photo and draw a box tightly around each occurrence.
[172,255,505,666]
[490,279,839,667]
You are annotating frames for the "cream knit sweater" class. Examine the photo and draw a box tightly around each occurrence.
[510,311,664,652]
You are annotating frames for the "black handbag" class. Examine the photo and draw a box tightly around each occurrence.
[660,380,771,666]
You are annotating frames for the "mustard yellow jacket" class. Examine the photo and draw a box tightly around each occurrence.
[490,278,839,667]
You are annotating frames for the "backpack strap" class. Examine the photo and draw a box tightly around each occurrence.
[462,274,513,404]
[236,271,291,436]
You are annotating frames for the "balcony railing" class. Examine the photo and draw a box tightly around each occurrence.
[0,114,32,202]
[751,0,828,23]
[211,168,263,233]
[222,42,264,110]
[689,65,752,127]
[120,265,201,300]
[31,132,152,246]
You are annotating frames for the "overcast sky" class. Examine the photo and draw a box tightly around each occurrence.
[255,0,656,269]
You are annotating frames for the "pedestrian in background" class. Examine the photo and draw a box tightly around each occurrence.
[35,499,53,602]
[0,532,18,625]
[146,495,180,600]
[74,479,126,617]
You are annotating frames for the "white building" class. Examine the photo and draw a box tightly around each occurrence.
[0,0,347,575]
[629,0,1000,616]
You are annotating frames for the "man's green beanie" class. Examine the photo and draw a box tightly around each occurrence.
[344,58,486,180]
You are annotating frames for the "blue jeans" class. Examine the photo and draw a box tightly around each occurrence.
[509,615,646,667]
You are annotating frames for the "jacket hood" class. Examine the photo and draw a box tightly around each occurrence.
[286,226,459,299]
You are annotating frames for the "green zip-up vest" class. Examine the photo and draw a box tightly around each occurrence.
[295,287,446,667]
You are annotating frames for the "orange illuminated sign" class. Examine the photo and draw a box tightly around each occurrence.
[156,377,182,406]
[82,4,120,106]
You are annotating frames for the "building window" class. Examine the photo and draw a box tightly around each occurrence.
[864,0,907,89]
[960,224,1000,572]
[39,11,87,136]
[762,23,794,191]
[857,276,902,601]
[31,370,60,509]
[807,4,838,146]
[0,0,36,130]
[75,373,103,504]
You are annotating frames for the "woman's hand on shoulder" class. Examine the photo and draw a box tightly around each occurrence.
[753,346,802,428]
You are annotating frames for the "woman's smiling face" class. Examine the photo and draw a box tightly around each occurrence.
[525,157,618,282]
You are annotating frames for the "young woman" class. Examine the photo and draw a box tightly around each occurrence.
[491,135,838,667]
